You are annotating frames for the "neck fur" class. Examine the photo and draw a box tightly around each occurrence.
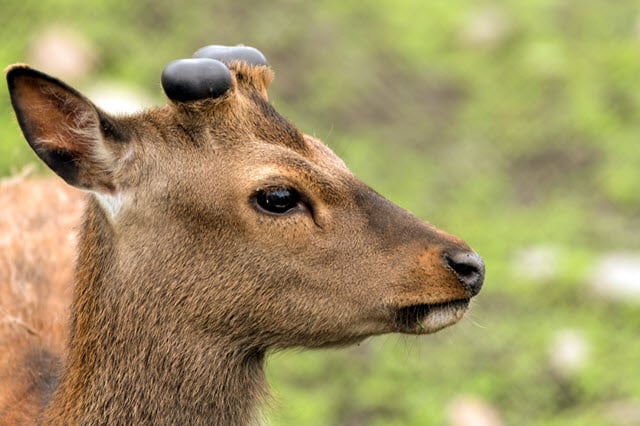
[43,200,267,425]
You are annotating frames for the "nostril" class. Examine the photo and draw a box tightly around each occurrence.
[444,251,485,296]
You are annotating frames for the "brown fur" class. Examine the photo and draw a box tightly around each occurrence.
[2,59,483,424]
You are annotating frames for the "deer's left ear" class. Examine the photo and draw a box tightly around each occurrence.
[6,65,129,193]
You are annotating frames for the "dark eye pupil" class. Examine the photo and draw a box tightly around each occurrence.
[256,188,300,214]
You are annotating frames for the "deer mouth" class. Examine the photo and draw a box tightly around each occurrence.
[394,299,470,334]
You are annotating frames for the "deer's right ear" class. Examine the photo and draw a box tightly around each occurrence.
[6,65,127,193]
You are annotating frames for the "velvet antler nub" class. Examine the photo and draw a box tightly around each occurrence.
[161,58,232,103]
[193,45,267,67]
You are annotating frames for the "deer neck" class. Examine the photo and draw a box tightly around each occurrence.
[43,199,267,425]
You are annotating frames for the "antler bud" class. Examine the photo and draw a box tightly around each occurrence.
[161,58,232,103]
[193,45,267,67]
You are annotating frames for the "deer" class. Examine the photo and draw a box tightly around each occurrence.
[1,45,485,425]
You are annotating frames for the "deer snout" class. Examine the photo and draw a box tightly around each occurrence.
[444,250,485,296]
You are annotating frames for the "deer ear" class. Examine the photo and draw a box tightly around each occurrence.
[6,65,128,193]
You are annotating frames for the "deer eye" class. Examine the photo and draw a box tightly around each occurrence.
[255,188,302,215]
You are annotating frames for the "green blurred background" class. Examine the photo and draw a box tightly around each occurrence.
[2,1,639,425]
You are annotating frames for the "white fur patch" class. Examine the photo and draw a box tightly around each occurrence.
[93,191,125,219]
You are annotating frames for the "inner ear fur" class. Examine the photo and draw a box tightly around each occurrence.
[6,65,126,192]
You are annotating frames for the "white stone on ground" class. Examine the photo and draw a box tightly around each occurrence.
[589,253,640,303]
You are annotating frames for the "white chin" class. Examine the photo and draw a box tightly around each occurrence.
[418,303,468,333]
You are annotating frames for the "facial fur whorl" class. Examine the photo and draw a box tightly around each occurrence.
[161,45,273,104]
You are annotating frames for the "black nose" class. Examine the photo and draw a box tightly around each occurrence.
[445,251,485,296]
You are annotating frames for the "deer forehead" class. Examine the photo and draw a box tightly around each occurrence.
[157,63,306,152]
[164,141,353,204]
[139,95,351,191]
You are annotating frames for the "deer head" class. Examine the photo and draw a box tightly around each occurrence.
[5,45,484,423]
